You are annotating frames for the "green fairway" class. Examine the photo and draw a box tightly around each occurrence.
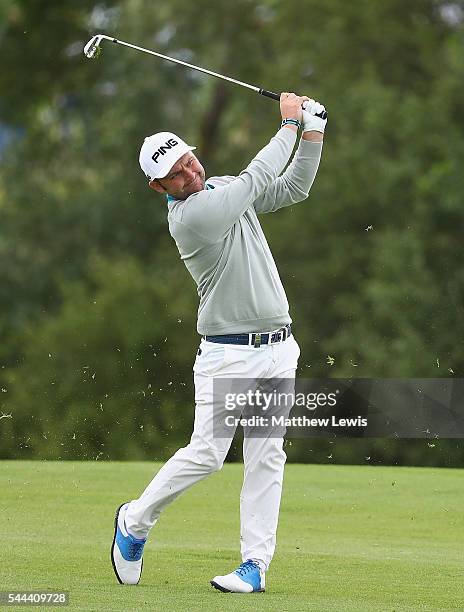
[0,461,462,611]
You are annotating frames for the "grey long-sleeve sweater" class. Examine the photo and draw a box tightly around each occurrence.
[166,127,323,335]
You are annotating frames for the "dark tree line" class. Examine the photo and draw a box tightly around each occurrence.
[1,0,463,465]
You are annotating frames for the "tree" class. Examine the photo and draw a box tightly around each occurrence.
[1,0,463,463]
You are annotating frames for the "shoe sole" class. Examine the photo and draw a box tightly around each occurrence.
[111,501,143,585]
[210,580,265,593]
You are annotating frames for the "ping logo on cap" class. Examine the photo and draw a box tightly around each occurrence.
[151,138,179,164]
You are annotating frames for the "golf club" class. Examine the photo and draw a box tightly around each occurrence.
[83,34,282,102]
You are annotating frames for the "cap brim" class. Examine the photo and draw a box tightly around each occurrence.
[154,146,197,179]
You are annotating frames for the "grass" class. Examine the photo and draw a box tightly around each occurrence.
[0,461,463,611]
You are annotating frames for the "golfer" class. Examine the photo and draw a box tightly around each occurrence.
[111,92,326,592]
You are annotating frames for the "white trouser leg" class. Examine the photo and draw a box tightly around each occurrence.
[239,337,300,569]
[125,362,236,539]
[240,436,287,569]
[125,435,232,539]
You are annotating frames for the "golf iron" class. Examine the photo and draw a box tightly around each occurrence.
[84,34,283,102]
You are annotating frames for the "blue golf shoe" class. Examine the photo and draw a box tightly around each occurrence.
[111,502,146,585]
[210,559,265,593]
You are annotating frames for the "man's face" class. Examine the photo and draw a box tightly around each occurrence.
[149,152,205,200]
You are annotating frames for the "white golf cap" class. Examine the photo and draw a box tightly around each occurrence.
[139,131,196,181]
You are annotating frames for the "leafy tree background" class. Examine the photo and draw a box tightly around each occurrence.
[0,0,463,464]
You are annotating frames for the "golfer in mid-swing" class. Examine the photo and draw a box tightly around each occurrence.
[111,92,326,592]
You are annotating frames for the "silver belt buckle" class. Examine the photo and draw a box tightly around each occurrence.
[254,333,262,348]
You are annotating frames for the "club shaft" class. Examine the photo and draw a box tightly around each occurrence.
[103,37,280,100]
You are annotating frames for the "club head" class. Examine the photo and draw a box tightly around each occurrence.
[84,35,103,59]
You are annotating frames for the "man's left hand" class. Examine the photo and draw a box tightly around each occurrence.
[301,98,328,134]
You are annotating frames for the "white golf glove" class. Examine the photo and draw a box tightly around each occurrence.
[302,99,328,134]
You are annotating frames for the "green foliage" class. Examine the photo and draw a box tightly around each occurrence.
[1,0,463,462]
[2,255,198,459]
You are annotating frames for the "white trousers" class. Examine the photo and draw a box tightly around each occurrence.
[125,334,300,570]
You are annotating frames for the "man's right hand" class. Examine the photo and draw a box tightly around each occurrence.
[280,92,304,122]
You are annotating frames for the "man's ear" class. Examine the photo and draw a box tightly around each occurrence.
[149,179,166,193]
